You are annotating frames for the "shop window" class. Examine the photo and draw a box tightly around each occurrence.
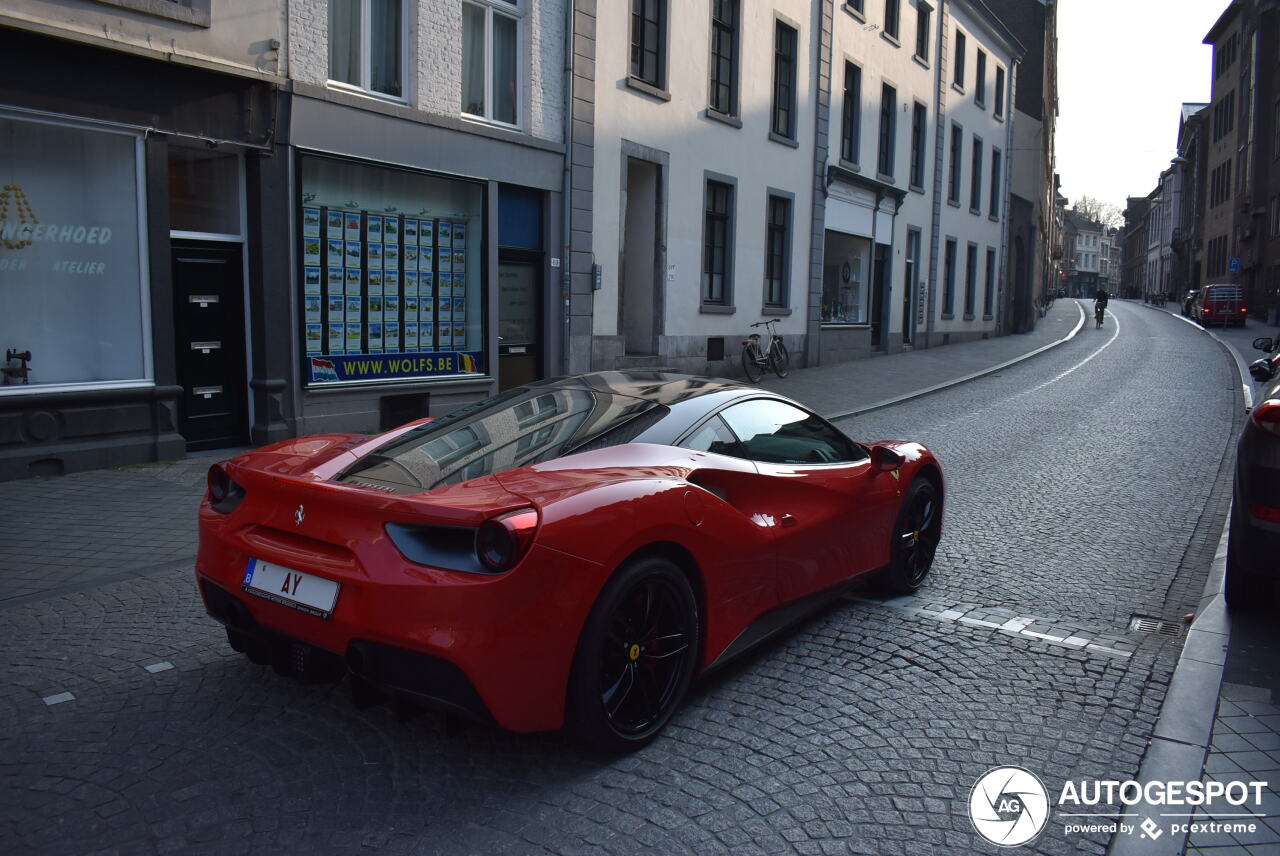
[0,113,149,391]
[821,230,870,324]
[329,0,404,99]
[462,0,521,126]
[299,154,486,386]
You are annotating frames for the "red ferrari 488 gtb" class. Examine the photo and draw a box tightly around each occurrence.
[196,372,944,750]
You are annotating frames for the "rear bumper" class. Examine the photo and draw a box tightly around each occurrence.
[196,507,609,733]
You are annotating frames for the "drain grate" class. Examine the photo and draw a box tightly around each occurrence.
[1128,615,1185,637]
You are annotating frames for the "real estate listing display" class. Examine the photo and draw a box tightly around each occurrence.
[298,155,485,386]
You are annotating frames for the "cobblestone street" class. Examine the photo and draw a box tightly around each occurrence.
[0,302,1254,855]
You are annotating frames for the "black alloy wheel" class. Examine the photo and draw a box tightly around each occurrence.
[566,557,698,751]
[884,478,940,594]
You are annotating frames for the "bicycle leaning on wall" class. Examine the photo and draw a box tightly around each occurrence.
[741,319,790,382]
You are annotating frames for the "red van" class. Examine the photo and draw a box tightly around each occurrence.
[1194,283,1247,327]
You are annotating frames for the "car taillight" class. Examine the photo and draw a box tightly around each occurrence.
[1250,503,1280,524]
[207,463,245,514]
[475,508,539,571]
[1252,399,1280,437]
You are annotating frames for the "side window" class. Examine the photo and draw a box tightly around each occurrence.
[682,415,747,459]
[719,399,864,464]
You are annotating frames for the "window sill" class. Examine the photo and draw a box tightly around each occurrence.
[964,313,975,321]
[983,314,994,321]
[941,313,955,320]
[820,322,870,329]
[703,108,743,129]
[762,306,793,316]
[989,214,1000,223]
[626,76,671,103]
[970,206,982,216]
[842,4,866,23]
[326,80,408,106]
[881,32,901,48]
[975,99,986,111]
[951,82,966,96]
[876,172,895,184]
[912,54,930,70]
[947,198,961,208]
[460,113,524,134]
[838,158,861,173]
[700,303,737,315]
[994,113,1005,123]
[909,183,926,195]
[769,131,799,149]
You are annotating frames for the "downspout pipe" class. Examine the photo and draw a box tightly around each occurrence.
[561,0,574,374]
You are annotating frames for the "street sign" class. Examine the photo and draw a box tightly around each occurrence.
[1229,257,1241,273]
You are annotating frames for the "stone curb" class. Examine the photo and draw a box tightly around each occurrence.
[1108,303,1250,856]
[825,302,1087,422]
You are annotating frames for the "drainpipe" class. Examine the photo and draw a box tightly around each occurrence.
[561,0,574,374]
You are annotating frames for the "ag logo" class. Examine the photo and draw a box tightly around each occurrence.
[968,766,1050,847]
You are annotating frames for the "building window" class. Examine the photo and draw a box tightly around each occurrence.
[994,66,1005,118]
[975,50,987,107]
[703,180,734,305]
[0,113,150,392]
[984,247,996,316]
[910,102,927,188]
[462,0,520,125]
[878,83,896,177]
[847,0,865,14]
[772,21,798,140]
[965,244,978,317]
[822,231,870,323]
[764,194,791,307]
[709,0,739,116]
[842,62,861,164]
[953,30,966,88]
[970,136,983,212]
[915,3,931,61]
[948,123,962,204]
[630,0,665,88]
[943,238,957,316]
[330,0,404,99]
[885,0,900,40]
[298,154,487,385]
[989,147,1002,217]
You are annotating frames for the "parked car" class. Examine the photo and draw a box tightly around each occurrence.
[1182,289,1200,318]
[1193,283,1248,326]
[195,372,945,749]
[1226,337,1280,608]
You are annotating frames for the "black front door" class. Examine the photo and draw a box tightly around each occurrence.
[497,255,542,391]
[871,243,888,351]
[172,242,248,450]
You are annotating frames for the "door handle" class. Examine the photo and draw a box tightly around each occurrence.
[779,513,797,528]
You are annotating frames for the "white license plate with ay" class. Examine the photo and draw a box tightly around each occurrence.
[242,558,340,618]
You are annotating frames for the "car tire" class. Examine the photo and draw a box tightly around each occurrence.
[565,557,699,752]
[882,478,940,594]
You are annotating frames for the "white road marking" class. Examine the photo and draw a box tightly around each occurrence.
[42,692,75,706]
[144,662,174,674]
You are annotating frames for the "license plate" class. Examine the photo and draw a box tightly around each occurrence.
[242,558,340,618]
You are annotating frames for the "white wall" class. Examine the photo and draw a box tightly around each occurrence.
[932,0,1014,331]
[289,0,565,144]
[591,0,814,343]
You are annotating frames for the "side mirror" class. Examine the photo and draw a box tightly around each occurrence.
[1252,337,1275,353]
[871,445,905,472]
[1249,358,1277,384]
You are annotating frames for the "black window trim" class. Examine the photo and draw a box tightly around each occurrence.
[770,16,801,144]
[701,170,737,311]
[707,0,742,120]
[764,188,795,310]
[628,0,669,97]
[840,59,863,167]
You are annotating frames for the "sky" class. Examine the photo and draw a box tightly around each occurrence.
[1055,0,1228,213]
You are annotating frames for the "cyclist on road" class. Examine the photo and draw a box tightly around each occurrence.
[1093,288,1110,327]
